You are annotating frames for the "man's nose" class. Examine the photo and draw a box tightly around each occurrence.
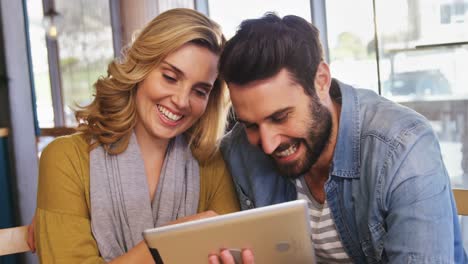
[258,126,281,155]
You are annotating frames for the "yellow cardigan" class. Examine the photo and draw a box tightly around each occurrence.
[35,134,240,263]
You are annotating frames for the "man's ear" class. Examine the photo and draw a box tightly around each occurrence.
[313,62,331,101]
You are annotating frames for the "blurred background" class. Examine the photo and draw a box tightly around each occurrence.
[1,0,467,263]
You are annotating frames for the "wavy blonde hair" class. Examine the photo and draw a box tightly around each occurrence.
[75,8,228,162]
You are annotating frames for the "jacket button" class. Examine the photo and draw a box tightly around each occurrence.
[245,199,252,206]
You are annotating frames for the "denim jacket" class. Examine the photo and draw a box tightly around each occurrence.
[220,80,467,263]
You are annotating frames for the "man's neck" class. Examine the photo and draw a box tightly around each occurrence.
[303,144,332,204]
[304,171,328,204]
[304,96,342,204]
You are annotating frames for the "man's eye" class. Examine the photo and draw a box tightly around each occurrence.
[272,113,289,123]
[243,123,257,130]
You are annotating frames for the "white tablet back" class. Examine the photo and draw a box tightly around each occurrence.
[143,200,315,264]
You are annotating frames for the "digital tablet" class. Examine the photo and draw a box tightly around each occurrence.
[143,200,315,264]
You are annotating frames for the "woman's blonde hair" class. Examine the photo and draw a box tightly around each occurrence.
[75,8,228,162]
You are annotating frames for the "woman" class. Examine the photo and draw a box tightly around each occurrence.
[34,8,239,263]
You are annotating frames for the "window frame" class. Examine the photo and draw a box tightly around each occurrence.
[40,0,119,130]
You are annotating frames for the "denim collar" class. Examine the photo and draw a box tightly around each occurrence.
[329,80,361,179]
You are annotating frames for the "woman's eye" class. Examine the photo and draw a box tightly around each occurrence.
[163,74,177,83]
[195,89,208,98]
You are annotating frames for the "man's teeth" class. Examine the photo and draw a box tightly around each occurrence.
[276,143,298,158]
[157,105,183,121]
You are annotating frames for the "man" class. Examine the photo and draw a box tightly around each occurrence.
[216,13,467,263]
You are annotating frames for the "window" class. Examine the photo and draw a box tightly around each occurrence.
[326,0,468,251]
[326,0,379,92]
[208,0,311,39]
[55,0,114,126]
[441,1,468,24]
[374,0,468,189]
[326,0,468,188]
[26,0,53,128]
[26,0,114,128]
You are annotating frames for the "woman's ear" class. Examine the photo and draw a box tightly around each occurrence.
[313,62,332,101]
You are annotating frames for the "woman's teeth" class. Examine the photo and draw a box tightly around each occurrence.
[157,105,183,121]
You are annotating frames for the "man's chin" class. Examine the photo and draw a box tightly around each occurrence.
[275,162,308,179]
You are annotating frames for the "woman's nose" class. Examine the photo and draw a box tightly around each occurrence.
[171,88,190,110]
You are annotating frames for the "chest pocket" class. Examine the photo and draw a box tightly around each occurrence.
[361,223,387,263]
[360,222,386,263]
[234,183,255,210]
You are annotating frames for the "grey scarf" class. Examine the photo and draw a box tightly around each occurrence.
[90,133,200,261]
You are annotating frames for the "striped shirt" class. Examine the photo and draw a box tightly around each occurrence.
[295,177,352,263]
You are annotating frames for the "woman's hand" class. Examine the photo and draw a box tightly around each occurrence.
[109,211,219,264]
[27,213,36,253]
[163,210,218,226]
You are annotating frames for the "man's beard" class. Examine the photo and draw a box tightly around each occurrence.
[273,96,333,179]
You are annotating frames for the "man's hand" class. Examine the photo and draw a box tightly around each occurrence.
[208,249,255,264]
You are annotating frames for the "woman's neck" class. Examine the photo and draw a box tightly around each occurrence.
[133,124,171,201]
[134,124,170,160]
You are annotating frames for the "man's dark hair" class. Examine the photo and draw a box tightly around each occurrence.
[219,13,323,95]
